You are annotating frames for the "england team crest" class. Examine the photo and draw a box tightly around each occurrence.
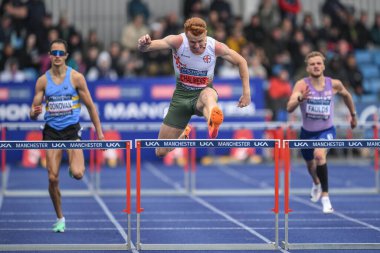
[203,55,211,63]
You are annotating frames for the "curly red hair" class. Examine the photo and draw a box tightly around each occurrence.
[184,17,207,36]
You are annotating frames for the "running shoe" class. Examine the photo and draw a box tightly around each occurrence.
[183,125,192,139]
[207,106,224,139]
[52,220,65,233]
[321,196,334,214]
[310,183,322,202]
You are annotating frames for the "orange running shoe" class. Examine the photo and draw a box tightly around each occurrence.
[208,106,224,139]
[183,125,192,139]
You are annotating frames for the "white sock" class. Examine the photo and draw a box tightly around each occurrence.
[321,196,331,205]
[57,217,65,223]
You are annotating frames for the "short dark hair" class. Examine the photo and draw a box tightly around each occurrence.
[49,39,68,53]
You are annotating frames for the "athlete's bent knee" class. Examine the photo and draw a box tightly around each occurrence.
[314,152,325,164]
[48,174,59,185]
[155,148,168,158]
[72,171,84,180]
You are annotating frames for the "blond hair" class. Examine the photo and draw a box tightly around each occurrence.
[304,51,325,64]
[184,17,207,36]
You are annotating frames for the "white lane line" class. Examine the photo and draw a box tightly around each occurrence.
[291,195,380,233]
[2,210,380,215]
[82,177,139,253]
[0,166,10,211]
[217,165,271,188]
[0,219,111,222]
[7,196,380,203]
[146,162,289,253]
[145,163,183,189]
[2,217,380,223]
[0,226,378,231]
[5,199,102,203]
[0,211,116,215]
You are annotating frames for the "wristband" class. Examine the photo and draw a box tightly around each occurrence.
[351,112,357,117]
[297,96,303,103]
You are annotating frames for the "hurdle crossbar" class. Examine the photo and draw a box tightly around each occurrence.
[283,139,380,250]
[135,139,280,251]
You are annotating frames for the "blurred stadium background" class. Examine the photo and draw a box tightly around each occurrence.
[1,0,380,165]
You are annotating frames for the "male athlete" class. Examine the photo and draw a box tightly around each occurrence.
[138,17,251,157]
[287,51,357,213]
[30,39,104,232]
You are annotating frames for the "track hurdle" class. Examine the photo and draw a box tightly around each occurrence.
[0,140,132,251]
[135,139,280,251]
[282,139,380,251]
[284,122,380,195]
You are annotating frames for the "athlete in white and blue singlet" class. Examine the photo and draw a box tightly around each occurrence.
[138,17,251,157]
[30,39,104,232]
[287,51,357,213]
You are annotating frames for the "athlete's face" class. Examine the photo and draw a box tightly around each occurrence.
[186,31,207,55]
[49,43,68,67]
[306,56,325,78]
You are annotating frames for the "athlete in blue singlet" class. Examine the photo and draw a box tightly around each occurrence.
[287,51,357,213]
[30,39,104,232]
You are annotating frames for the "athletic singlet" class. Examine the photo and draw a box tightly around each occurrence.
[172,33,216,90]
[300,77,334,132]
[44,67,81,130]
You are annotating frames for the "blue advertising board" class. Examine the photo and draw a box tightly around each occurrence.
[0,77,266,163]
[0,77,265,124]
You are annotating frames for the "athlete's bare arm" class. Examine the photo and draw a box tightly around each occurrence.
[137,34,183,52]
[72,71,104,140]
[30,76,46,120]
[332,79,357,129]
[215,42,250,107]
[286,79,311,113]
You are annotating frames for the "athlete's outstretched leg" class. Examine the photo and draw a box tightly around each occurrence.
[196,87,223,138]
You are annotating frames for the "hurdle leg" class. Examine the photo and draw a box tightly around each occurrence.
[1,126,7,194]
[273,141,280,247]
[122,142,131,249]
[190,147,196,194]
[136,141,143,250]
[183,148,190,192]
[282,141,291,250]
[373,125,380,193]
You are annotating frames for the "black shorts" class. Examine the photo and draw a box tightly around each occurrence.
[43,123,82,141]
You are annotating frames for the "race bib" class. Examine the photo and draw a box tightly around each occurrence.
[47,95,73,116]
[305,98,331,120]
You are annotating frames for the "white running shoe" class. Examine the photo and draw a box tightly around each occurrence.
[321,196,334,214]
[310,183,322,202]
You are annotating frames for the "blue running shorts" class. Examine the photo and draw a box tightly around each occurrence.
[300,126,336,161]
